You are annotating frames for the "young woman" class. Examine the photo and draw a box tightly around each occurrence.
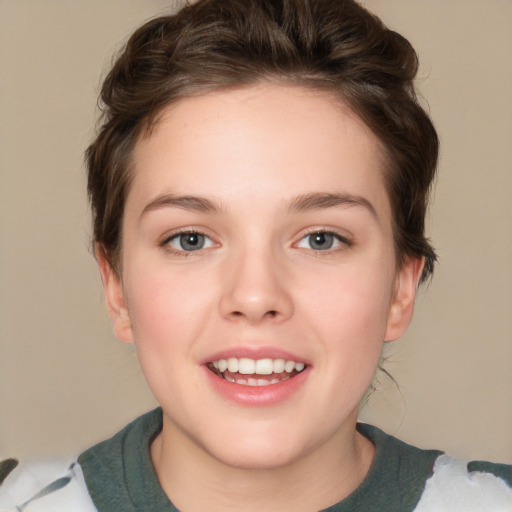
[1,0,510,510]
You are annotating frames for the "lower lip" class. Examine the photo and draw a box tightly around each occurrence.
[203,366,310,406]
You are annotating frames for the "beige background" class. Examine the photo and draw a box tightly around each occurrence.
[1,1,511,463]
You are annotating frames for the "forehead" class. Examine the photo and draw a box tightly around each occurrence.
[129,84,389,217]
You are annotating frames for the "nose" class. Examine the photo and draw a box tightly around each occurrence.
[219,246,294,325]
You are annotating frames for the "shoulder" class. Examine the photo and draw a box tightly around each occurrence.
[78,407,162,482]
[467,459,512,484]
[77,408,165,511]
[414,455,512,512]
[353,423,441,510]
[356,423,512,512]
[0,458,97,511]
[78,408,162,468]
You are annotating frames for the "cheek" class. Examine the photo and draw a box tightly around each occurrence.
[299,260,395,336]
[296,257,395,385]
[124,262,217,354]
[280,264,395,427]
[122,264,219,406]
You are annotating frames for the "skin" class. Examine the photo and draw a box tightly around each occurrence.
[98,84,423,511]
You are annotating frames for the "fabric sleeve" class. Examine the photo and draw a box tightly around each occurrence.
[467,460,512,485]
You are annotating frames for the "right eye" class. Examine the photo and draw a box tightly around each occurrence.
[164,231,214,252]
[295,230,351,252]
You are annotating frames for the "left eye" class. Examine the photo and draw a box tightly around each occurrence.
[296,231,348,251]
[166,232,214,252]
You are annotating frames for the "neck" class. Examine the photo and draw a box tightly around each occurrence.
[150,415,374,512]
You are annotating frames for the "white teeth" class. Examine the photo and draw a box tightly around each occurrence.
[211,357,306,376]
[273,359,285,373]
[255,358,273,375]
[237,376,287,386]
[227,357,238,373]
[284,360,295,373]
[238,358,255,374]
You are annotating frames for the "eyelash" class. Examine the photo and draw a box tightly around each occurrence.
[160,229,215,256]
[160,228,352,256]
[295,229,353,252]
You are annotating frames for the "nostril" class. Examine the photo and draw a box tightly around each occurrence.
[224,304,287,323]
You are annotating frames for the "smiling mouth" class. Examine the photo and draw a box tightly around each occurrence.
[206,357,306,386]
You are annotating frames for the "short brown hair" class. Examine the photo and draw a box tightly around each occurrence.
[87,0,438,280]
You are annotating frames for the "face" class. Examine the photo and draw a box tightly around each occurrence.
[100,84,422,471]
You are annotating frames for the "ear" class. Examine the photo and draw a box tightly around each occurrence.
[384,257,424,342]
[96,246,134,343]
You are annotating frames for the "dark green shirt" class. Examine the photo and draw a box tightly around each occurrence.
[78,408,511,512]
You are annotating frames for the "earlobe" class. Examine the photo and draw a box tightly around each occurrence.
[96,246,134,343]
[384,257,424,342]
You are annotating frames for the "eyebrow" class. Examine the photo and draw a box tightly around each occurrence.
[140,194,223,217]
[140,191,377,218]
[287,192,378,218]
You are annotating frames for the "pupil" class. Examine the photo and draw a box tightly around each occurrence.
[180,233,204,251]
[310,232,333,250]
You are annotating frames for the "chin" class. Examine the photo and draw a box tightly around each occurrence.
[210,443,304,471]
[198,424,318,471]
